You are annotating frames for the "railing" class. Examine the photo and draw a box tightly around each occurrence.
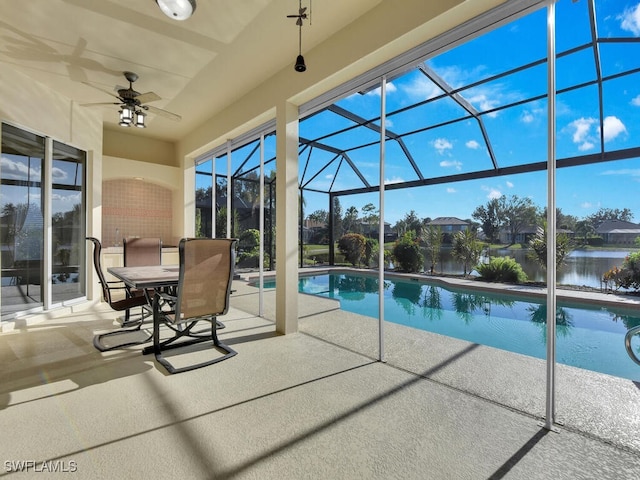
[625,325,640,366]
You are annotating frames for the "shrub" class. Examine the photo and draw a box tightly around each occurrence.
[621,252,640,290]
[602,252,640,291]
[362,238,378,267]
[602,266,629,291]
[587,237,604,247]
[392,231,424,273]
[338,233,366,266]
[237,229,261,267]
[238,229,259,255]
[477,256,528,283]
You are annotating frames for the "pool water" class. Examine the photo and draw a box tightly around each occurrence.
[265,272,640,381]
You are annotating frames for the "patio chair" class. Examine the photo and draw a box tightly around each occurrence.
[151,238,238,374]
[122,237,162,324]
[87,237,152,352]
[124,237,162,267]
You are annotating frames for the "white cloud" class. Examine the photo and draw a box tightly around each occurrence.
[52,192,81,205]
[385,118,394,128]
[384,176,404,184]
[521,106,545,124]
[506,181,514,188]
[567,115,627,148]
[447,187,456,193]
[568,117,597,151]
[414,61,526,119]
[600,168,640,178]
[569,117,596,143]
[52,166,68,181]
[581,201,602,210]
[1,155,41,180]
[467,91,499,117]
[440,160,462,170]
[631,94,640,106]
[620,4,640,36]
[433,138,453,155]
[487,188,502,200]
[466,140,480,149]
[403,76,442,100]
[366,82,398,97]
[521,111,535,123]
[601,115,627,142]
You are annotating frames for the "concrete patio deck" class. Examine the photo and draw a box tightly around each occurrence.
[1,275,639,479]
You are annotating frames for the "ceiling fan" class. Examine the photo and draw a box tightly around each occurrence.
[286,4,307,26]
[81,71,181,128]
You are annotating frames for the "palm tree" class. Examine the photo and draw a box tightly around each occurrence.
[423,225,443,274]
[528,222,574,271]
[452,229,483,276]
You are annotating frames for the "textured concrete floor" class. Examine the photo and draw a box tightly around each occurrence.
[1,277,639,479]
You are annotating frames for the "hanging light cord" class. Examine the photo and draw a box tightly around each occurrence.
[298,21,302,55]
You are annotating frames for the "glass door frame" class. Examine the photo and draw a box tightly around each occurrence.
[1,122,87,321]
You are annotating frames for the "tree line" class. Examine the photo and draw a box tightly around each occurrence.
[471,195,633,245]
[305,195,635,246]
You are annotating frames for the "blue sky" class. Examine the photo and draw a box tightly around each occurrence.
[295,0,640,224]
[1,153,83,215]
[195,1,640,226]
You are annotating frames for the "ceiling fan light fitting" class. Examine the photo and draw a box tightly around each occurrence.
[119,105,134,126]
[83,71,181,128]
[156,0,196,21]
[134,110,147,128]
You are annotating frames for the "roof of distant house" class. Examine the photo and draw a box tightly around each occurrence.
[596,219,640,233]
[428,217,469,225]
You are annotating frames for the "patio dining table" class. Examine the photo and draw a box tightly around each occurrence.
[107,264,181,354]
[107,265,180,292]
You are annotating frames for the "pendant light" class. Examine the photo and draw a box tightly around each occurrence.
[288,0,310,72]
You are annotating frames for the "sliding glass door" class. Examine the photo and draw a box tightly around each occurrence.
[1,125,45,316]
[1,124,86,320]
[51,141,86,304]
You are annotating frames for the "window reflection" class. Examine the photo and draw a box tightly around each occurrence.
[1,124,86,319]
[1,125,45,315]
[51,141,86,304]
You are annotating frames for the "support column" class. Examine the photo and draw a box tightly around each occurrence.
[544,2,558,432]
[275,101,299,334]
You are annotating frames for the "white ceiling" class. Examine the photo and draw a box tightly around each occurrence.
[0,0,381,141]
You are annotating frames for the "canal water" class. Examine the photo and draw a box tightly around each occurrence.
[435,249,631,289]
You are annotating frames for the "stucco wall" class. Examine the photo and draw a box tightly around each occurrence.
[0,67,104,305]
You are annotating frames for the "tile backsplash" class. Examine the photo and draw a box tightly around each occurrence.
[102,179,173,247]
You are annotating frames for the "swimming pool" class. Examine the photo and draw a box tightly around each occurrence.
[265,272,640,381]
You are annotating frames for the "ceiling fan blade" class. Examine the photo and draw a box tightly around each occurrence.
[67,64,88,83]
[296,18,302,26]
[82,81,121,100]
[80,102,119,107]
[145,105,181,122]
[300,7,307,14]
[136,92,161,104]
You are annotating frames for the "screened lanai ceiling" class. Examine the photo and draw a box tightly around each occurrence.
[291,0,640,215]
[199,0,640,225]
